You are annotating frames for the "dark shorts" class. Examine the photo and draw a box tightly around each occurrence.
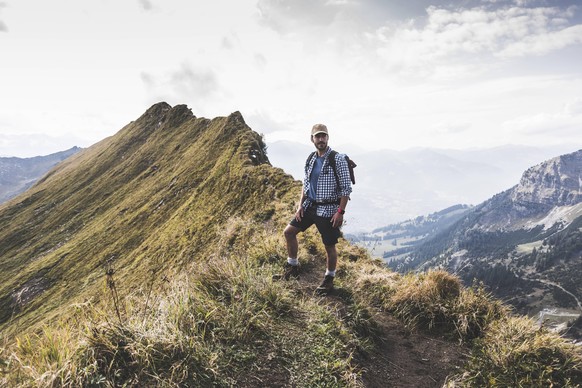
[289,206,341,246]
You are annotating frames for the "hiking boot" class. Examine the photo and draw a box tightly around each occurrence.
[273,263,300,281]
[316,275,334,295]
[283,263,300,280]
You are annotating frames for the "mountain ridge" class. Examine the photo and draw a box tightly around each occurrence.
[0,102,292,335]
[512,150,582,207]
[387,149,582,326]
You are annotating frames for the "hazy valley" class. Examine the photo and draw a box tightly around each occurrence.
[267,140,578,232]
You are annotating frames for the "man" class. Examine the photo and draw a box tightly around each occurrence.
[282,123,353,294]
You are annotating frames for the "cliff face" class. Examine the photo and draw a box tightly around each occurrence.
[462,149,582,231]
[511,150,582,207]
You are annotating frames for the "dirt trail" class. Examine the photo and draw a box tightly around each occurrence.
[537,278,582,311]
[298,257,469,388]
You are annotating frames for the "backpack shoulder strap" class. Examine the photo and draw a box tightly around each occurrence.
[327,150,338,165]
[305,151,316,169]
[305,151,316,180]
[327,151,341,189]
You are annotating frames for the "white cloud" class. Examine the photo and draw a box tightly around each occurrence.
[141,63,221,111]
[503,97,582,142]
[168,64,219,98]
[565,98,582,115]
[432,121,472,135]
[498,23,582,57]
[0,133,89,158]
[0,0,580,157]
[138,0,153,11]
[0,1,7,32]
[373,5,582,79]
[257,0,346,32]
[245,110,294,135]
[253,52,267,69]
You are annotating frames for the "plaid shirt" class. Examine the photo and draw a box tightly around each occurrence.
[302,147,352,217]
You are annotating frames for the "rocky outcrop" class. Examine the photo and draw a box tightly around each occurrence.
[511,150,582,206]
[464,149,582,230]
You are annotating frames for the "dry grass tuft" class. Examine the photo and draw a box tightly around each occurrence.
[446,316,582,387]
[347,266,507,343]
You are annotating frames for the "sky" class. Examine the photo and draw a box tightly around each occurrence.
[1,0,581,157]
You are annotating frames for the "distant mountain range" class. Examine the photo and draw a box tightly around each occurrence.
[382,149,582,321]
[266,140,578,232]
[0,147,82,203]
[346,204,472,259]
[4,139,576,235]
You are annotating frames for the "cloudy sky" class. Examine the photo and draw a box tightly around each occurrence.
[1,0,581,157]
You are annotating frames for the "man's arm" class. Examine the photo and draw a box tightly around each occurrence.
[331,195,349,228]
[295,185,307,222]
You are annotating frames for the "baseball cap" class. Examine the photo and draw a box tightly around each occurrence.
[311,124,328,136]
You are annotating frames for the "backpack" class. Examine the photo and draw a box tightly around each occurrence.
[305,150,357,187]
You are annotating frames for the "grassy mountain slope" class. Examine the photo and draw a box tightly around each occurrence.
[1,103,581,387]
[0,102,296,336]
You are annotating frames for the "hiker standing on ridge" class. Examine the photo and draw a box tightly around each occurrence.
[281,123,353,294]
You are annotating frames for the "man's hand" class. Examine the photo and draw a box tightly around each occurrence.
[295,207,304,222]
[331,212,343,228]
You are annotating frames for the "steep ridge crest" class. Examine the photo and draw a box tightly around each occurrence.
[0,102,294,335]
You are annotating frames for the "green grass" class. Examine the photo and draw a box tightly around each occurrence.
[445,316,582,387]
[343,261,582,386]
[0,246,366,387]
[0,103,299,338]
[347,264,507,343]
[3,232,581,386]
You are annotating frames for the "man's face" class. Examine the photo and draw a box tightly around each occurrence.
[312,133,328,151]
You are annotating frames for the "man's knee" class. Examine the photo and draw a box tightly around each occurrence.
[284,225,300,240]
[324,244,337,253]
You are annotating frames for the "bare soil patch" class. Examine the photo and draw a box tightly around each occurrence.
[355,312,468,388]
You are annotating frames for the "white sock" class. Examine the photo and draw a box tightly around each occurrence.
[325,269,336,277]
[287,257,299,266]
